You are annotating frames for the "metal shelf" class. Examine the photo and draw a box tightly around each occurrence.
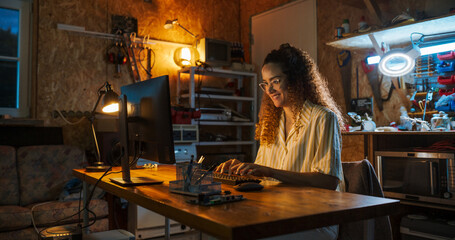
[177,66,258,160]
[197,141,255,146]
[178,66,257,78]
[194,121,255,126]
[180,93,255,102]
[327,13,455,51]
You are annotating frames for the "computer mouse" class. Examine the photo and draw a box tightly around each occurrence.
[233,182,264,192]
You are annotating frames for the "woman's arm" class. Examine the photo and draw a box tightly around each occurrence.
[231,162,339,190]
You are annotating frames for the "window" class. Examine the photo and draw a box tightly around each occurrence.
[0,0,31,117]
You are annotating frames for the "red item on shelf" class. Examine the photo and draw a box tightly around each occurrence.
[171,108,201,124]
[437,75,455,85]
[439,88,455,96]
[437,51,455,60]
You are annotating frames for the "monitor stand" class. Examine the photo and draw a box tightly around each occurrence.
[109,177,163,186]
[85,162,110,172]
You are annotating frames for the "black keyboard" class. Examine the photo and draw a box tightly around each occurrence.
[212,172,261,185]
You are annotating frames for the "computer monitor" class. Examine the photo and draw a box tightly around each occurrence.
[110,75,175,186]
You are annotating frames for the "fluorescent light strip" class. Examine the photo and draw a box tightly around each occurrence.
[420,42,455,56]
[366,55,380,64]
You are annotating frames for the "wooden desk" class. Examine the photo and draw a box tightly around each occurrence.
[74,166,399,240]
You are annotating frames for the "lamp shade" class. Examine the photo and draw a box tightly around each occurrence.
[164,19,177,29]
[174,47,199,67]
[102,88,119,113]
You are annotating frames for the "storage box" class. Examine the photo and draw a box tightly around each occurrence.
[437,51,455,61]
[437,75,455,85]
[400,215,455,240]
[169,163,221,196]
[436,61,455,73]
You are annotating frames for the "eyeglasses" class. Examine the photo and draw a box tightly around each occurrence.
[259,78,282,92]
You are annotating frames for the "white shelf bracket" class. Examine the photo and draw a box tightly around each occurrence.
[368,33,383,56]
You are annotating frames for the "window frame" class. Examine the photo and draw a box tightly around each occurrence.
[0,0,32,118]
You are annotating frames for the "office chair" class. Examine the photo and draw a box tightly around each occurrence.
[338,159,393,240]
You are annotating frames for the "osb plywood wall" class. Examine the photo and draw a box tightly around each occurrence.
[36,0,452,157]
[36,0,240,155]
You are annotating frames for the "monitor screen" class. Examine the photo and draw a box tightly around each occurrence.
[110,75,175,186]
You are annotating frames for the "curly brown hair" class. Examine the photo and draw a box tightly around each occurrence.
[255,43,346,145]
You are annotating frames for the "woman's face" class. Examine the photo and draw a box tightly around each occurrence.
[261,63,289,108]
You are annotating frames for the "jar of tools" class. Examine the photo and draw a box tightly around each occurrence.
[431,111,450,131]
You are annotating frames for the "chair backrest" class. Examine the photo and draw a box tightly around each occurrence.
[338,159,393,240]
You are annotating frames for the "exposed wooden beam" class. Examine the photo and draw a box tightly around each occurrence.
[363,0,385,26]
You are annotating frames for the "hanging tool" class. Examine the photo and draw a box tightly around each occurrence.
[124,33,141,83]
[362,59,383,111]
[337,50,352,111]
[107,42,127,78]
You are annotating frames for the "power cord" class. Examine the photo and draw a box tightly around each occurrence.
[55,109,86,125]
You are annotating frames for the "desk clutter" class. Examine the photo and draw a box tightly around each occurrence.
[169,162,221,196]
[169,160,263,205]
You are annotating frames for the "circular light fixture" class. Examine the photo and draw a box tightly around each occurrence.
[378,49,416,77]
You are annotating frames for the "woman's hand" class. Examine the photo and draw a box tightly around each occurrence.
[215,159,241,174]
[230,162,273,177]
[215,159,273,177]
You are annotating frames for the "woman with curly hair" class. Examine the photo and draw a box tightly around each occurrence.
[215,43,346,239]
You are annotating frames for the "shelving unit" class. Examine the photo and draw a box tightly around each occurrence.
[177,66,258,162]
[328,13,455,122]
[327,13,455,51]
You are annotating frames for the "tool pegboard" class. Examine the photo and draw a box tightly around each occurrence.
[111,15,138,35]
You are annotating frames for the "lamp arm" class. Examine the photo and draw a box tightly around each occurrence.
[411,31,455,46]
[90,91,104,116]
[176,23,197,39]
[91,121,102,163]
[88,86,106,163]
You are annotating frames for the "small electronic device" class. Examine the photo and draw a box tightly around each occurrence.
[40,225,82,240]
[110,75,176,186]
[173,124,198,143]
[197,38,231,67]
[187,193,245,206]
[234,182,264,192]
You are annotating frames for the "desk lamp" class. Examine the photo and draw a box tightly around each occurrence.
[85,81,119,172]
[164,19,197,39]
[164,19,199,66]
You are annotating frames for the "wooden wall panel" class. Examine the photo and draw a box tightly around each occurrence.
[341,134,366,162]
[36,0,240,155]
[35,0,451,157]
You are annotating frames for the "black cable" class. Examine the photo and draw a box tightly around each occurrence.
[137,48,155,78]
[78,165,115,231]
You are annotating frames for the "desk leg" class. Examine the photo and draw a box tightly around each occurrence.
[83,181,89,234]
[127,203,138,236]
[165,217,170,240]
[364,219,375,240]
